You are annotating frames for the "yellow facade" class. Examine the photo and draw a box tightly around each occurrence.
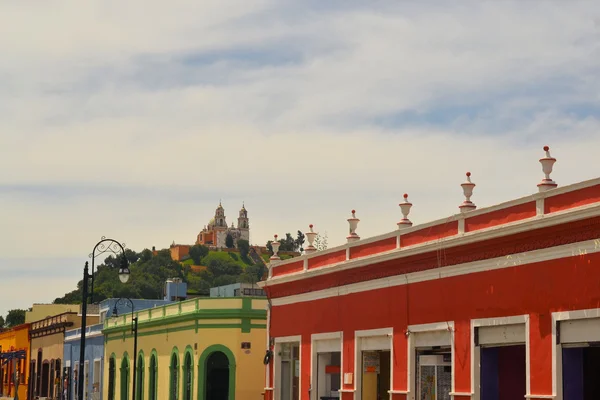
[25,304,80,323]
[104,297,267,400]
[0,324,30,400]
[29,312,99,399]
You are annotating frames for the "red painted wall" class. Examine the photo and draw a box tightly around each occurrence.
[465,202,536,232]
[269,250,600,396]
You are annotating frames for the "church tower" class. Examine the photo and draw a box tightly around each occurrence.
[237,203,250,242]
[214,201,228,247]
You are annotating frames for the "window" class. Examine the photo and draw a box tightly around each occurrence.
[93,359,101,394]
[120,357,130,400]
[108,357,116,400]
[170,351,179,400]
[183,352,193,400]
[148,353,158,400]
[136,353,144,400]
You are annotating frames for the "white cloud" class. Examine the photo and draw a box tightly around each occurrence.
[1,1,599,311]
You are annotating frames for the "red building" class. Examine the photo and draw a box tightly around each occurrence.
[260,147,600,400]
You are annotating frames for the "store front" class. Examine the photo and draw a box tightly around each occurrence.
[311,333,341,400]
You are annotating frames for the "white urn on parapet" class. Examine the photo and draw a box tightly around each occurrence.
[270,234,281,261]
[397,193,413,229]
[537,146,558,192]
[459,172,477,213]
[347,210,360,242]
[304,224,318,254]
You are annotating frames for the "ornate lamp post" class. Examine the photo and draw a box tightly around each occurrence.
[111,297,138,400]
[78,237,129,400]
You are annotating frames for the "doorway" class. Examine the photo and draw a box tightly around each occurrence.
[416,349,451,400]
[205,352,229,400]
[563,346,600,400]
[41,362,50,397]
[278,342,300,400]
[360,351,390,400]
[316,351,341,400]
[480,345,526,400]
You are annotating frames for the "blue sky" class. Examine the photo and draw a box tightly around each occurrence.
[1,0,600,317]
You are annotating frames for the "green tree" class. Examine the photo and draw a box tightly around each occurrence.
[189,244,209,265]
[295,231,305,252]
[0,315,5,328]
[237,239,250,258]
[314,232,328,251]
[5,309,26,327]
[225,234,235,249]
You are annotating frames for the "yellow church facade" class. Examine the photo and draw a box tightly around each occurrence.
[103,296,267,400]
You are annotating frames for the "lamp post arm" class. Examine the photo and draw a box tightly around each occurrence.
[89,237,127,304]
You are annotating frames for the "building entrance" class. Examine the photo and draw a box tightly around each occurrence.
[360,350,390,400]
[563,346,600,400]
[278,342,299,400]
[205,351,229,400]
[315,351,340,400]
[416,349,451,400]
[480,345,526,400]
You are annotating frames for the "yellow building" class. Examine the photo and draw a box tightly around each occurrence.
[25,303,80,323]
[0,323,30,400]
[29,311,99,399]
[103,297,267,400]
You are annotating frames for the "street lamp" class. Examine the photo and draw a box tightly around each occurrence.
[111,298,138,400]
[78,237,129,400]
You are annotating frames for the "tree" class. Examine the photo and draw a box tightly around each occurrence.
[295,231,305,252]
[5,309,26,327]
[237,239,250,258]
[0,315,4,328]
[189,244,209,265]
[225,234,235,249]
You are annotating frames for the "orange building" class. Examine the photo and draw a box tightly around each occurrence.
[0,323,31,400]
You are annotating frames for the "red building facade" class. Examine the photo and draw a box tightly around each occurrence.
[260,148,600,400]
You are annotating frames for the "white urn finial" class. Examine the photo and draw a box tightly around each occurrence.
[304,224,318,254]
[459,172,477,213]
[347,210,360,242]
[270,234,281,261]
[397,193,413,229]
[537,146,557,192]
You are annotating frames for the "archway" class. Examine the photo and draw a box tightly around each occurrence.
[183,351,193,400]
[148,352,157,400]
[136,352,144,400]
[120,355,130,400]
[198,345,236,400]
[108,356,116,400]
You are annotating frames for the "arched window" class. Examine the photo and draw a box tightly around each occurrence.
[108,356,116,400]
[120,355,130,400]
[183,349,193,400]
[148,352,158,400]
[169,350,179,400]
[136,352,144,400]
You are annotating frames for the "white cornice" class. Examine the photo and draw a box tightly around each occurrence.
[260,201,600,288]
[271,237,600,306]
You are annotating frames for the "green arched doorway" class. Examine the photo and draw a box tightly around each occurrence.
[198,345,236,400]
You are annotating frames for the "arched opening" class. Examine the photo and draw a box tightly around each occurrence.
[136,353,144,400]
[54,359,61,398]
[108,357,116,400]
[148,353,157,400]
[120,356,130,400]
[183,351,193,400]
[170,352,179,400]
[205,352,229,400]
[41,360,50,397]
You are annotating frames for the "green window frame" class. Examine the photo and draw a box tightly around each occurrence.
[148,350,158,400]
[169,347,180,400]
[120,353,130,400]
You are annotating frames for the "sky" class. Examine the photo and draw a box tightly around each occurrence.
[1,1,600,318]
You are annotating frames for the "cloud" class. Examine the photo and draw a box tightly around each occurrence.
[1,1,599,311]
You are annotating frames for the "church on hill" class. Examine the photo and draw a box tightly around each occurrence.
[196,201,250,248]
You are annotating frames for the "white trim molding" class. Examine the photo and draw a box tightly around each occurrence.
[353,328,394,400]
[272,237,600,306]
[471,315,529,400]
[407,321,455,399]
